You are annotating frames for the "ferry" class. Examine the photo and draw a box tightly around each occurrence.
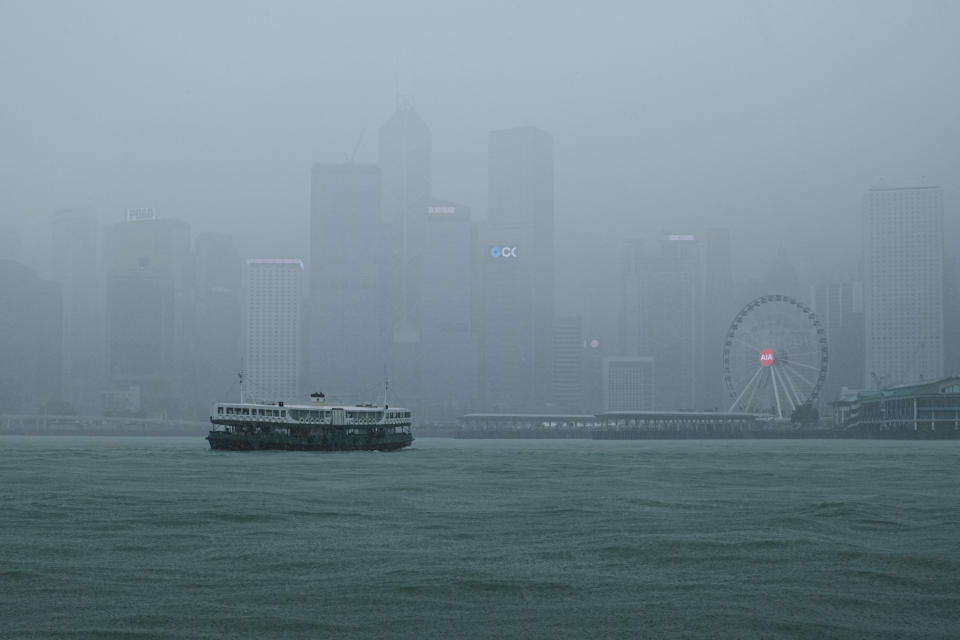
[207,389,413,451]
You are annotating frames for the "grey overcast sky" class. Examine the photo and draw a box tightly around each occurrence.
[2,0,959,309]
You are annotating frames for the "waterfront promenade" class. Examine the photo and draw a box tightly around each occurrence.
[0,414,209,436]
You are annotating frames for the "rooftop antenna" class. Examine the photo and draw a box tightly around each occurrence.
[238,359,245,404]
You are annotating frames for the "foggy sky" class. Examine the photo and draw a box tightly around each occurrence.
[2,0,959,323]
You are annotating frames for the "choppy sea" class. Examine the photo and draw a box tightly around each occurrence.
[1,436,958,639]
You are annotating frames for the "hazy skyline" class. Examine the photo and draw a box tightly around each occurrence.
[2,0,959,323]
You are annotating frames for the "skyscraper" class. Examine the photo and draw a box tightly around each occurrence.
[618,239,645,358]
[50,207,102,414]
[0,260,63,413]
[193,232,242,410]
[379,102,432,408]
[245,259,302,403]
[702,228,735,410]
[628,235,702,410]
[104,211,192,416]
[481,126,555,412]
[813,281,863,402]
[602,357,655,412]
[552,316,584,413]
[863,185,944,386]
[419,199,479,422]
[308,163,386,402]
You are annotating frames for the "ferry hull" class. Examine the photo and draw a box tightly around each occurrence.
[206,430,413,452]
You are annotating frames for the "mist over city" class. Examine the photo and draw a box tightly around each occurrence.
[2,0,959,425]
[5,4,960,638]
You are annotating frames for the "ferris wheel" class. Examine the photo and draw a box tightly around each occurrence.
[722,295,828,418]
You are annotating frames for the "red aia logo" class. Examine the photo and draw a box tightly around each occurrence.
[759,349,774,367]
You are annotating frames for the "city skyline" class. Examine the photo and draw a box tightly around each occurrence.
[0,96,955,420]
[1,2,958,419]
[3,3,959,308]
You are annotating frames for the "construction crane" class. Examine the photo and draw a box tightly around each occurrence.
[344,128,365,163]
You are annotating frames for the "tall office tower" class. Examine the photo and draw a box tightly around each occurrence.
[618,239,645,357]
[602,357,655,411]
[864,185,944,386]
[308,163,386,402]
[639,235,702,410]
[50,208,102,414]
[419,200,479,423]
[481,126,555,412]
[812,281,863,402]
[0,260,63,413]
[245,259,302,403]
[193,233,242,411]
[379,102,432,407]
[105,210,192,416]
[812,282,862,342]
[702,228,735,410]
[551,316,584,413]
[581,334,605,413]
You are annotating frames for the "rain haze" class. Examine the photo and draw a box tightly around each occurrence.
[4,3,960,638]
[2,0,960,418]
[4,1,958,273]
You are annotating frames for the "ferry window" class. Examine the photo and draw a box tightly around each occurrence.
[217,407,223,415]
[242,408,249,415]
[280,410,286,417]
[226,407,234,415]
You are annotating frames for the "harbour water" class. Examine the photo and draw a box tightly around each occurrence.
[2,436,958,639]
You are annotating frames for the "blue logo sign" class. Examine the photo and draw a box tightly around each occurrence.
[489,246,518,258]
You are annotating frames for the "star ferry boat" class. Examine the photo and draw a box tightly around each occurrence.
[207,392,414,452]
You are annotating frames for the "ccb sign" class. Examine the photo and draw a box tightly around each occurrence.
[490,246,518,258]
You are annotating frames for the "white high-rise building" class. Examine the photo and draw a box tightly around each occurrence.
[864,185,944,386]
[245,259,303,403]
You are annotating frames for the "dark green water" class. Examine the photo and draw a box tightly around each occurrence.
[1,437,958,639]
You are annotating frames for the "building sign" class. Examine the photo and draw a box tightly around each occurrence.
[126,207,158,222]
[489,246,518,258]
[427,205,457,215]
[760,348,774,366]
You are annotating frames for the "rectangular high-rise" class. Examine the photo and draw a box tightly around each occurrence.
[419,200,479,422]
[624,235,702,410]
[379,104,433,409]
[481,126,555,412]
[0,260,63,413]
[552,316,584,413]
[245,259,302,403]
[105,214,192,416]
[864,185,944,386]
[194,233,242,407]
[308,163,386,403]
[602,357,655,411]
[50,207,102,414]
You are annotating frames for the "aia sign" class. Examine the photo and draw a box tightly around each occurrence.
[759,348,774,367]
